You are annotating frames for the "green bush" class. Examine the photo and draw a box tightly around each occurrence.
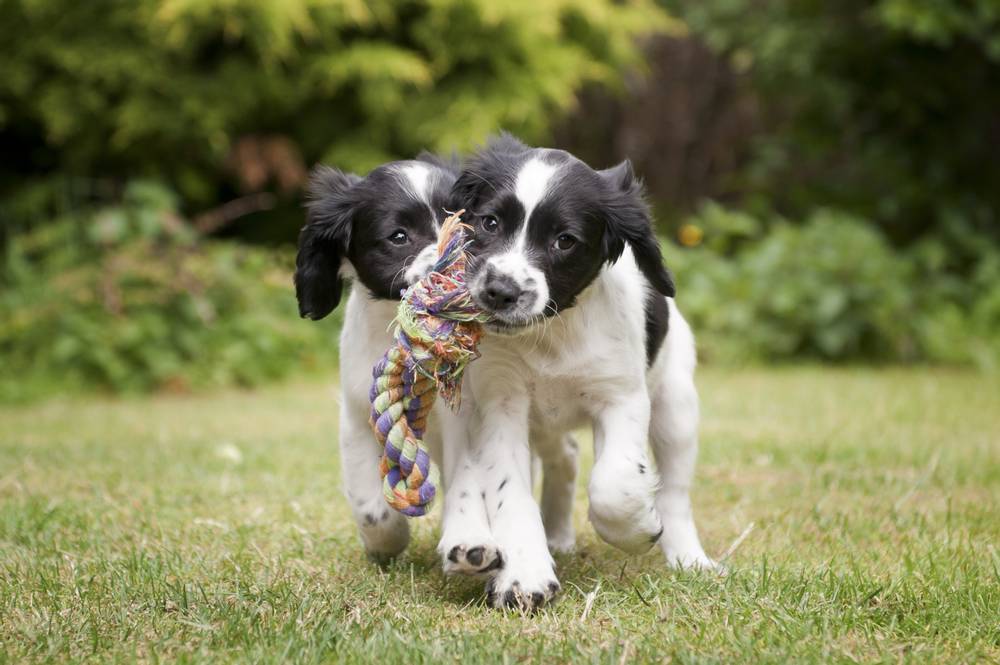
[664,0,1000,243]
[668,204,1000,368]
[0,0,669,229]
[0,182,338,401]
[911,237,1000,371]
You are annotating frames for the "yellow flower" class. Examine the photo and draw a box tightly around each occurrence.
[678,224,704,247]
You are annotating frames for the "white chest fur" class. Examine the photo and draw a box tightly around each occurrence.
[468,249,652,432]
[338,285,400,410]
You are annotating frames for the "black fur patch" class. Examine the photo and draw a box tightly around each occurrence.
[644,289,669,367]
[466,547,484,566]
[482,552,505,572]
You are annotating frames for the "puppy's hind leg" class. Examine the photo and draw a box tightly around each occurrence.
[649,304,715,570]
[536,430,579,554]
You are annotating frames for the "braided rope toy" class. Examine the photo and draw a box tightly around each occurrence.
[368,211,490,516]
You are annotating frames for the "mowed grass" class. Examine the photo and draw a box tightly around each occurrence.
[1,368,999,663]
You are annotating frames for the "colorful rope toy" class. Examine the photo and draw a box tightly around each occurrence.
[368,211,490,516]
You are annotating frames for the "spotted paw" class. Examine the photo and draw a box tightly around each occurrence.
[485,569,560,612]
[443,543,505,577]
[357,504,410,563]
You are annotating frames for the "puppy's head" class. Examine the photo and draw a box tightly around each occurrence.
[450,134,674,332]
[295,156,457,319]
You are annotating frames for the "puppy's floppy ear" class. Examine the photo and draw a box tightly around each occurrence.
[599,159,676,297]
[295,166,361,320]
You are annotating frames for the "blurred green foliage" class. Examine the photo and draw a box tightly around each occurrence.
[670,205,1000,369]
[2,0,999,399]
[660,0,1000,369]
[0,0,670,400]
[0,0,669,222]
[0,183,339,401]
[665,0,1000,243]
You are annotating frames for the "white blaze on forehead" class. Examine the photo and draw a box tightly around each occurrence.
[481,155,559,315]
[398,162,442,227]
[399,163,431,202]
[514,157,559,247]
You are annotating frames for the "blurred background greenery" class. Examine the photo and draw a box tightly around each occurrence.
[1,0,998,401]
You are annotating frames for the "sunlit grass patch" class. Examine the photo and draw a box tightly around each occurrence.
[1,368,998,662]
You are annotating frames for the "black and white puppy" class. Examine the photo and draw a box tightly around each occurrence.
[295,154,577,579]
[441,135,714,611]
[295,155,458,560]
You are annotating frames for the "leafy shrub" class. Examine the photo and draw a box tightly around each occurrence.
[662,0,1000,243]
[0,182,338,401]
[911,236,1000,371]
[0,0,669,230]
[667,205,1000,367]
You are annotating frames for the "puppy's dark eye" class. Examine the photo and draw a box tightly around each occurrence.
[554,234,577,250]
[480,215,499,234]
[388,230,409,245]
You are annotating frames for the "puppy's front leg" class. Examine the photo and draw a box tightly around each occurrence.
[476,397,560,611]
[339,398,409,562]
[438,404,504,576]
[588,392,663,553]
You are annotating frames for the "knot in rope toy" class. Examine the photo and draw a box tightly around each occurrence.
[368,211,490,516]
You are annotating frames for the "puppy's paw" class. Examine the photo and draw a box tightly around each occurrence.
[485,565,560,612]
[442,542,505,577]
[357,505,410,562]
[588,503,663,555]
[658,515,722,572]
[662,548,722,572]
[546,530,576,555]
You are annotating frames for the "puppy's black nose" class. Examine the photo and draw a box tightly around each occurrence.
[481,272,523,311]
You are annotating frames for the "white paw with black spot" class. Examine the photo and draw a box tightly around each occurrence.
[357,505,409,562]
[443,542,505,577]
[485,565,560,612]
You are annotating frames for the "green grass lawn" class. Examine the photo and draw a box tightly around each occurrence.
[2,367,999,663]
